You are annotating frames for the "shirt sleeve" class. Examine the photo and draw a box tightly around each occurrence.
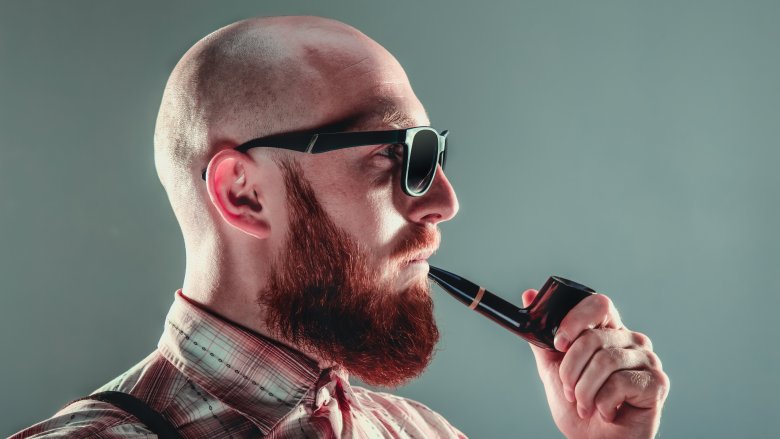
[9,399,155,439]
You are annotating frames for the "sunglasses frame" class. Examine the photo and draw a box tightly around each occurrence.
[201,126,448,197]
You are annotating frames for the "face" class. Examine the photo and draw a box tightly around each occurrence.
[258,157,446,387]
[251,34,459,386]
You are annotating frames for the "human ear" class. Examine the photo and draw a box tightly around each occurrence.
[205,149,271,240]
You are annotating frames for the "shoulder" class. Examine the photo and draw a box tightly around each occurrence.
[10,351,185,439]
[9,399,154,439]
[351,386,468,438]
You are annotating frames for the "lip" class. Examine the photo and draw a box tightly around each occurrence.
[402,248,436,265]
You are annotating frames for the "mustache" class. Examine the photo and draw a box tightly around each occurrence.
[392,225,441,263]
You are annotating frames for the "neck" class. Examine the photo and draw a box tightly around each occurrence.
[181,268,338,370]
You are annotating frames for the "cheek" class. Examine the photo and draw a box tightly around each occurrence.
[383,206,406,239]
[363,190,406,248]
[326,189,406,264]
[303,153,406,252]
[350,161,406,245]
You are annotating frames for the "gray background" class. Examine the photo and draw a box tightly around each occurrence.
[1,1,778,438]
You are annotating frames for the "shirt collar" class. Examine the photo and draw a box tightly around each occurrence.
[157,289,324,434]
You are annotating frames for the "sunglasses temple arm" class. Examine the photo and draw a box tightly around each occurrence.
[311,131,406,153]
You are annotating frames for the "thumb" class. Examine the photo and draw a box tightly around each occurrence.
[521,289,538,308]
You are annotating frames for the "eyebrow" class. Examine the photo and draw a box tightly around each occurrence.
[327,103,427,133]
[379,107,422,130]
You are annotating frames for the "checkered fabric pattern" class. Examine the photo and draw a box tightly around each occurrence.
[10,290,467,438]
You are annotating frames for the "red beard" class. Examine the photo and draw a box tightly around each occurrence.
[258,158,440,388]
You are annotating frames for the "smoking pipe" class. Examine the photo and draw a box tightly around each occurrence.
[428,266,595,351]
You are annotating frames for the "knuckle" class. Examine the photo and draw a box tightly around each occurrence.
[591,293,612,314]
[653,370,671,401]
[568,327,601,354]
[645,350,662,370]
[632,331,653,349]
[581,328,604,350]
[594,348,622,370]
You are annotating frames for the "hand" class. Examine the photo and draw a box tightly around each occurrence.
[521,290,669,439]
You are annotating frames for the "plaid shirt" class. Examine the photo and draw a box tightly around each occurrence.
[11,290,467,438]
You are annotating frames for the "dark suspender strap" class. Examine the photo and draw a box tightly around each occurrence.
[71,391,183,439]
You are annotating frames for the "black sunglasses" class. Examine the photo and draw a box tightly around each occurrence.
[201,126,448,197]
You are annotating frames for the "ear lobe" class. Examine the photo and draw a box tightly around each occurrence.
[205,150,271,240]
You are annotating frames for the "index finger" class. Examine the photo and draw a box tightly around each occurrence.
[554,293,623,351]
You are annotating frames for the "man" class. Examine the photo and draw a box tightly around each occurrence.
[12,16,668,439]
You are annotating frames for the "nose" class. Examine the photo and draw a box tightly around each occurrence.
[406,165,459,225]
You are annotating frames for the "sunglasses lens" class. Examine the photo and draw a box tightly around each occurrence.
[407,129,439,193]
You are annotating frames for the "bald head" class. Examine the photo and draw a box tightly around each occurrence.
[153,16,425,257]
[150,17,458,377]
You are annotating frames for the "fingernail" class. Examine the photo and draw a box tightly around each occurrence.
[554,333,569,351]
[563,386,574,403]
[577,404,587,419]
